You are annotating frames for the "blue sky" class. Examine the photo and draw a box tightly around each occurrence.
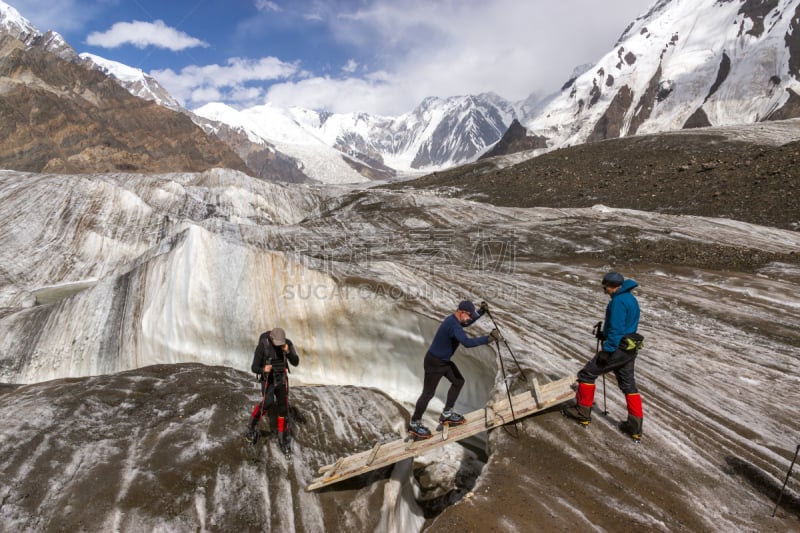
[7,0,652,115]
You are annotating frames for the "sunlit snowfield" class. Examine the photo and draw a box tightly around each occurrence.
[0,168,798,530]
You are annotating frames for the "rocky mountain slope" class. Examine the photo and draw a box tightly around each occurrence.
[0,5,249,175]
[400,119,800,236]
[9,0,800,183]
[478,118,547,161]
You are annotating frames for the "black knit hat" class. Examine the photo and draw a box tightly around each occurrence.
[602,272,624,287]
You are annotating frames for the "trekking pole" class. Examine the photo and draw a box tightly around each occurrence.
[283,377,292,459]
[600,340,608,416]
[248,376,268,452]
[493,339,519,437]
[281,350,292,457]
[772,444,800,517]
[485,309,527,382]
[593,322,608,416]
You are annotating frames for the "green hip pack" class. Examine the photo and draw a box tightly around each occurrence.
[620,333,644,352]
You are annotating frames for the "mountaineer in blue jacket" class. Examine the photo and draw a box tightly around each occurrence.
[563,272,645,441]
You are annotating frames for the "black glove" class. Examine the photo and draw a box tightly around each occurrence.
[593,321,605,340]
[596,350,611,366]
[480,301,489,314]
[488,328,503,343]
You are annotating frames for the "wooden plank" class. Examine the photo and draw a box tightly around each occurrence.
[322,457,344,480]
[484,404,497,428]
[531,377,542,408]
[366,442,381,466]
[305,375,575,492]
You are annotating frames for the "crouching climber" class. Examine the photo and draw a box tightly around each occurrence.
[562,272,645,441]
[246,327,300,452]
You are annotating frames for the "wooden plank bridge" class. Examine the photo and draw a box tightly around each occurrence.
[305,375,575,491]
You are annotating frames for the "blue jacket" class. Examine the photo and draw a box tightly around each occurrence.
[428,311,489,361]
[602,279,640,353]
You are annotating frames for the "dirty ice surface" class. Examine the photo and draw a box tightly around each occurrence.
[0,168,798,530]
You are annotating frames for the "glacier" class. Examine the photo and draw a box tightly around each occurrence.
[1,165,799,530]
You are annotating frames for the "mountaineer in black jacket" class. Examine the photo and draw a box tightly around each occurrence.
[246,328,299,450]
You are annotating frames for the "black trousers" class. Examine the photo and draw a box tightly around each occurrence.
[577,348,639,395]
[411,352,465,421]
[252,374,289,422]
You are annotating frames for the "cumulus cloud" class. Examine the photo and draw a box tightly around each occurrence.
[265,75,398,116]
[255,1,282,13]
[341,59,359,74]
[153,56,301,107]
[148,0,650,114]
[14,0,651,115]
[337,1,647,102]
[266,0,649,114]
[86,20,208,50]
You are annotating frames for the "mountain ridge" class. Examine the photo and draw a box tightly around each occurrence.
[0,3,251,175]
[526,0,800,148]
[182,0,800,182]
[4,0,800,184]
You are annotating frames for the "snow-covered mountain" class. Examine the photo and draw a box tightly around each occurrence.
[62,26,518,182]
[0,0,76,60]
[102,0,800,179]
[6,0,800,183]
[79,53,182,110]
[286,92,517,171]
[193,92,517,179]
[526,0,800,148]
[0,0,33,39]
[193,102,374,184]
[71,50,519,183]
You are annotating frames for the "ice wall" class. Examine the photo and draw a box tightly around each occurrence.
[0,169,498,420]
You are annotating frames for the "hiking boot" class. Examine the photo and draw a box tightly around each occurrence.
[562,403,592,426]
[619,416,643,441]
[439,410,466,426]
[408,419,433,440]
[245,428,259,444]
[277,431,291,454]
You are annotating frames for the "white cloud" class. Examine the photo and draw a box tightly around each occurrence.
[146,0,651,115]
[12,0,653,115]
[265,75,397,116]
[274,0,650,114]
[255,1,282,13]
[86,20,208,51]
[341,59,358,74]
[153,56,300,107]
